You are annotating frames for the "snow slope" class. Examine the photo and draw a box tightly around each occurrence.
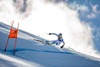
[0,22,100,67]
[0,0,99,59]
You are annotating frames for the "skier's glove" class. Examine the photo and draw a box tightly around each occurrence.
[60,45,64,48]
[49,33,52,35]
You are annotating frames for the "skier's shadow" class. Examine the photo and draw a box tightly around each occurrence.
[2,48,73,54]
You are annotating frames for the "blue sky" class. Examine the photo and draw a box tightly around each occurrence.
[65,0,100,50]
[67,0,100,27]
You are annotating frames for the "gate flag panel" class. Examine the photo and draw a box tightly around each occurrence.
[4,21,19,55]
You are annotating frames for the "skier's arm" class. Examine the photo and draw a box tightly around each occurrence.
[61,40,65,48]
[49,33,58,36]
[62,40,65,45]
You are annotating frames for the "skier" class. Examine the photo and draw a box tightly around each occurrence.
[46,33,65,48]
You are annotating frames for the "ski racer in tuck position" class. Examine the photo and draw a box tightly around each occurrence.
[46,33,65,48]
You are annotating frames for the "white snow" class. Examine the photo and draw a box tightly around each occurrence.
[0,22,100,67]
[0,0,100,67]
[0,53,42,67]
[0,0,99,58]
